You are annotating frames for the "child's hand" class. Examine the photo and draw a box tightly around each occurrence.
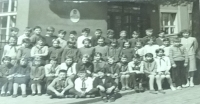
[172,64,176,68]
[184,63,188,67]
[165,71,170,75]
[97,85,105,91]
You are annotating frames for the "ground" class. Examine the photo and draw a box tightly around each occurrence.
[1,85,200,104]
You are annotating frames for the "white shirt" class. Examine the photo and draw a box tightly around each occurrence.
[154,56,171,72]
[17,34,30,45]
[75,77,93,93]
[143,45,159,57]
[160,45,172,57]
[56,63,77,77]
[77,35,91,48]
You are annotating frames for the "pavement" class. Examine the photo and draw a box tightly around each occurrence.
[1,85,200,104]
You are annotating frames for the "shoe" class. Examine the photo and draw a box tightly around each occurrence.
[22,94,27,98]
[149,90,157,94]
[6,93,11,96]
[66,95,74,98]
[139,86,145,92]
[109,97,115,102]
[50,95,57,99]
[177,86,182,90]
[170,86,176,91]
[38,93,42,96]
[185,83,190,87]
[102,97,108,103]
[12,94,18,98]
[158,90,166,94]
[114,88,120,92]
[75,95,79,99]
[125,87,132,90]
[1,93,6,97]
[121,87,126,91]
[31,93,36,96]
[190,82,194,87]
[134,86,139,93]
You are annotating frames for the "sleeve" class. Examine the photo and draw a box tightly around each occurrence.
[1,45,8,60]
[17,48,22,60]
[77,37,81,48]
[109,77,117,87]
[55,65,61,76]
[74,79,82,92]
[169,47,175,65]
[40,46,48,56]
[73,63,77,75]
[153,61,157,73]
[115,64,120,75]
[30,36,36,45]
[140,61,144,73]
[93,77,100,88]
[65,78,74,89]
[128,62,133,72]
[25,67,31,76]
[166,57,171,71]
[85,78,93,92]
[194,38,198,52]
[47,78,57,91]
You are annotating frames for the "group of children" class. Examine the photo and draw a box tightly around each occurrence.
[0,26,198,102]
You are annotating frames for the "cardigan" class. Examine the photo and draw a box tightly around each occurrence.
[49,77,73,91]
[121,48,135,62]
[107,46,122,62]
[0,64,14,77]
[30,66,45,80]
[181,37,198,56]
[48,46,63,63]
[61,46,80,63]
[129,38,143,48]
[140,60,157,74]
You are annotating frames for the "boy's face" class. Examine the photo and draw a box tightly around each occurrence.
[108,34,114,38]
[95,31,101,37]
[46,30,54,35]
[183,33,190,38]
[132,58,140,63]
[157,51,164,57]
[53,41,59,47]
[173,41,181,46]
[124,42,130,48]
[4,59,11,65]
[68,43,75,47]
[9,38,17,45]
[132,34,139,38]
[121,57,127,63]
[34,28,41,35]
[11,31,18,36]
[94,54,101,61]
[82,57,89,64]
[78,72,86,79]
[34,60,41,66]
[146,56,153,61]
[24,30,31,36]
[98,72,105,78]
[111,42,117,47]
[24,42,30,47]
[97,39,104,46]
[58,33,65,39]
[20,59,28,66]
[146,31,153,36]
[58,72,66,80]
[83,41,90,47]
[136,42,142,48]
[147,39,154,45]
[50,60,57,65]
[82,31,89,37]
[69,34,76,39]
[108,58,114,64]
[65,58,73,65]
[159,32,165,38]
[120,32,126,38]
[37,40,44,46]
[163,41,170,47]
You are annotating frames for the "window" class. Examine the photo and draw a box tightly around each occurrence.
[160,13,177,34]
[189,13,192,29]
[0,0,17,41]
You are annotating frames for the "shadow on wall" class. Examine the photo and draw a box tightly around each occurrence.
[48,0,107,20]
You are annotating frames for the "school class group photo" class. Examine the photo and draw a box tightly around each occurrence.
[0,26,198,103]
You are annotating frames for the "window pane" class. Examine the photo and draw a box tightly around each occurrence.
[0,0,8,13]
[0,29,6,35]
[11,0,17,12]
[10,15,16,27]
[0,16,8,28]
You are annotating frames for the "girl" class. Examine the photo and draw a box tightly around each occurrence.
[159,38,171,57]
[94,37,108,61]
[56,30,67,48]
[121,41,135,62]
[92,52,106,78]
[107,39,122,62]
[11,58,31,98]
[30,57,45,96]
[118,30,128,48]
[2,36,19,65]
[143,38,159,58]
[181,30,198,87]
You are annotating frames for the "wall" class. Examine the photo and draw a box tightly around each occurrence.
[28,0,108,38]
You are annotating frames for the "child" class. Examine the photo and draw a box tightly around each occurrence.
[69,30,77,41]
[76,54,93,75]
[0,56,14,96]
[143,38,159,57]
[78,38,95,60]
[77,28,91,48]
[94,37,108,61]
[2,36,19,65]
[104,56,120,91]
[121,41,135,62]
[93,52,106,78]
[30,26,44,46]
[91,29,103,47]
[128,54,144,92]
[45,57,58,87]
[47,70,74,99]
[159,38,171,57]
[72,71,95,98]
[181,30,198,87]
[142,28,155,45]
[31,38,48,61]
[48,39,63,64]
[118,55,131,91]
[156,30,166,46]
[56,30,67,48]
[44,26,57,47]
[107,39,122,62]
[129,31,143,48]
[30,57,45,96]
[17,38,32,62]
[61,40,80,63]
[105,29,115,46]
[11,58,31,98]
[10,27,19,37]
[56,56,77,81]
[140,53,157,94]
[93,69,117,102]
[169,38,188,90]
[155,48,176,93]
[118,30,128,48]
[17,27,32,46]
[134,41,144,57]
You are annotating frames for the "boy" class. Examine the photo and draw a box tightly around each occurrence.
[17,38,32,62]
[95,37,108,61]
[140,53,157,94]
[77,28,91,48]
[105,29,115,46]
[169,38,188,90]
[93,52,106,78]
[155,48,176,94]
[143,38,159,57]
[142,28,155,45]
[76,54,93,75]
[44,26,57,47]
[118,30,128,48]
[17,27,32,45]
[56,30,67,48]
[10,27,19,37]
[156,30,166,46]
[134,41,144,57]
[93,69,117,102]
[107,39,122,62]
[160,38,171,57]
[69,30,77,41]
[30,57,45,96]
[129,31,143,48]
[30,26,44,46]
[91,29,103,47]
[47,70,74,99]
[0,56,14,96]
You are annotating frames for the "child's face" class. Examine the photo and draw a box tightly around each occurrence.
[136,42,142,48]
[147,40,154,45]
[3,59,11,65]
[58,72,66,80]
[37,40,44,46]
[69,34,76,39]
[121,57,127,63]
[95,31,101,37]
[146,31,153,36]
[111,42,117,47]
[34,28,41,35]
[82,57,89,64]
[157,51,164,57]
[120,32,126,38]
[24,42,30,47]
[107,34,114,38]
[124,42,130,48]
[97,39,104,46]
[173,41,181,46]
[50,60,57,65]
[132,58,140,63]
[53,41,59,47]
[163,41,170,47]
[34,60,41,66]
[94,54,101,61]
[24,30,31,36]
[146,56,153,61]
[78,72,86,79]
[108,58,114,64]
[11,31,18,36]
[65,58,73,65]
[46,30,54,36]
[9,38,17,45]
[159,32,165,38]
[58,33,65,39]
[182,33,190,38]
[68,43,75,47]
[98,72,105,78]
[132,34,139,38]
[20,59,28,66]
[83,41,90,47]
[82,31,89,37]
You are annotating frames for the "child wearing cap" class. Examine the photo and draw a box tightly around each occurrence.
[56,30,67,48]
[47,70,74,99]
[11,58,31,98]
[77,28,91,48]
[0,56,14,96]
[107,39,122,62]
[17,27,32,46]
[44,26,57,47]
[30,26,44,46]
[30,57,45,96]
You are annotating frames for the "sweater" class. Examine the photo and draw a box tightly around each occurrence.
[48,47,63,63]
[128,61,142,73]
[104,63,120,75]
[78,47,95,59]
[44,35,57,47]
[11,65,30,77]
[61,46,80,62]
[93,60,106,73]
[0,64,14,77]
[181,37,198,56]
[121,48,135,62]
[31,45,49,59]
[76,62,93,74]
[129,38,143,48]
[17,46,32,60]
[30,66,45,80]
[107,46,122,62]
[77,35,92,48]
[56,63,77,77]
[2,44,20,60]
[30,34,44,46]
[49,77,73,91]
[156,38,165,46]
[117,38,128,48]
[94,45,108,60]
[140,60,157,74]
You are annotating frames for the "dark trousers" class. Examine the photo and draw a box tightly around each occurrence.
[129,73,144,88]
[172,61,186,87]
[47,88,74,96]
[0,78,13,93]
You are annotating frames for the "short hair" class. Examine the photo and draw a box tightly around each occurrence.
[147,37,156,42]
[97,37,105,41]
[65,55,74,60]
[145,53,153,58]
[107,56,115,60]
[50,56,58,61]
[2,56,11,62]
[135,41,143,46]
[132,54,141,59]
[94,52,102,57]
[10,27,19,32]
[24,27,32,32]
[146,28,153,32]
[82,38,91,44]
[69,31,77,35]
[67,40,76,45]
[121,54,128,59]
[82,54,90,59]
[33,26,42,30]
[120,30,127,34]
[95,29,102,34]
[82,28,90,33]
[181,29,191,34]
[58,30,67,35]
[110,39,118,45]
[163,38,170,42]
[9,36,18,41]
[52,39,60,44]
[173,38,181,42]
[58,70,67,74]
[46,26,55,32]
[123,40,131,47]
[156,48,165,54]
[22,38,31,43]
[107,29,114,35]
[159,30,166,34]
[132,31,140,35]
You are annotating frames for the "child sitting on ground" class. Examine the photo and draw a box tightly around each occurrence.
[93,52,106,78]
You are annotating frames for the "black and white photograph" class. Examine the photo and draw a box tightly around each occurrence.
[0,0,200,104]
